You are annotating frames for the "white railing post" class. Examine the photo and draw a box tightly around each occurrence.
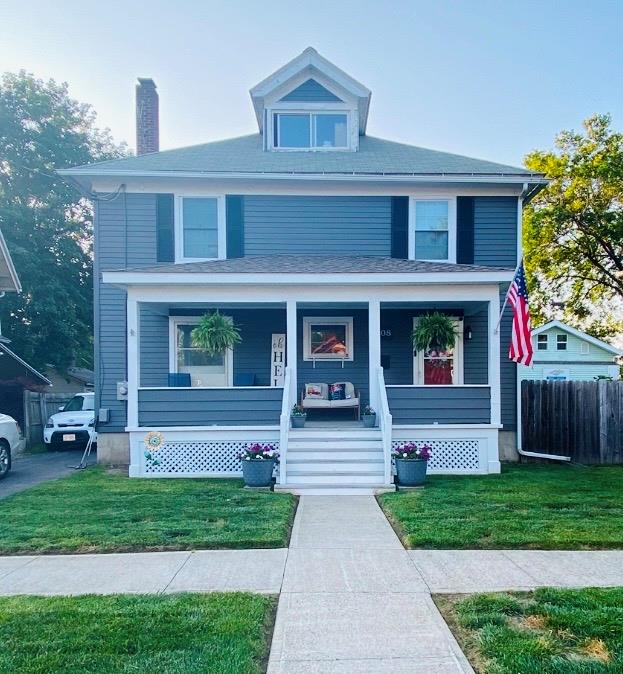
[368,299,381,412]
[286,300,298,407]
[126,292,139,430]
[278,367,292,485]
[376,367,393,486]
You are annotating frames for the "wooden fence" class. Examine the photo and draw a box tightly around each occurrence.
[521,380,623,464]
[23,391,74,447]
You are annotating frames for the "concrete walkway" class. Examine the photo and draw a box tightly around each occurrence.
[268,496,474,673]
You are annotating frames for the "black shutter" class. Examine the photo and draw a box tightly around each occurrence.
[226,195,244,259]
[456,196,474,264]
[156,194,175,262]
[391,196,409,259]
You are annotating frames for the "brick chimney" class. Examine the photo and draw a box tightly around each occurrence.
[135,78,159,155]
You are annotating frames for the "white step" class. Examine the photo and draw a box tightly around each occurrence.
[288,439,383,451]
[275,483,395,496]
[283,472,385,485]
[287,450,384,461]
[288,460,384,473]
[289,429,382,440]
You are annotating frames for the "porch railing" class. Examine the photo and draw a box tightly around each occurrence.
[376,367,393,485]
[278,367,293,485]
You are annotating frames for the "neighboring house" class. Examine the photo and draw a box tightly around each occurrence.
[0,228,51,428]
[519,321,622,382]
[60,47,547,492]
[44,366,95,394]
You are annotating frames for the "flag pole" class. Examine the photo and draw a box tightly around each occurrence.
[494,258,522,334]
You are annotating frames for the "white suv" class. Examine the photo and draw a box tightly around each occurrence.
[0,414,26,479]
[44,392,96,450]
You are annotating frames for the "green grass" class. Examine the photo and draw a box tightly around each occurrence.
[436,587,623,673]
[379,464,623,549]
[0,592,275,674]
[0,467,296,554]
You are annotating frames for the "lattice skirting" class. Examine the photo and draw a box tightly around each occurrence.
[391,427,500,474]
[130,430,280,478]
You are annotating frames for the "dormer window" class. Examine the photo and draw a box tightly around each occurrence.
[273,112,348,149]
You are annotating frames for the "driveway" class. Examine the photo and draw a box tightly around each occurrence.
[0,450,95,500]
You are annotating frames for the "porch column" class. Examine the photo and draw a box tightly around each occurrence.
[286,300,298,406]
[126,292,140,429]
[368,299,381,411]
[488,290,502,473]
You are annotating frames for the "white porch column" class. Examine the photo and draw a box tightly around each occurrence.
[286,300,298,406]
[126,292,139,430]
[488,290,502,473]
[368,299,381,411]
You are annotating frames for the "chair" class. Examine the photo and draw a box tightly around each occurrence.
[168,372,191,387]
[234,373,256,386]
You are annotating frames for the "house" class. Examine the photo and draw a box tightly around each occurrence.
[0,227,51,428]
[519,320,622,382]
[60,47,547,492]
[44,366,95,394]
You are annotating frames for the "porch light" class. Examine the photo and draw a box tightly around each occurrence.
[466,326,473,341]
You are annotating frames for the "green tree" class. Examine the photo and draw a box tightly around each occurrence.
[523,114,623,338]
[0,71,125,372]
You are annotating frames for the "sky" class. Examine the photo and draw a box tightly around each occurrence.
[1,0,622,167]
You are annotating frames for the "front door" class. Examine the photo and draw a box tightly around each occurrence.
[413,318,463,385]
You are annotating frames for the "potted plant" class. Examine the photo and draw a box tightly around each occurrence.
[291,404,307,428]
[362,405,377,428]
[191,311,242,355]
[412,312,457,353]
[239,443,279,487]
[393,442,432,487]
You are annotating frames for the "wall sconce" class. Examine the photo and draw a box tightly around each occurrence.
[465,326,473,341]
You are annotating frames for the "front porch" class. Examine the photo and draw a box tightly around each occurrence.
[123,283,503,485]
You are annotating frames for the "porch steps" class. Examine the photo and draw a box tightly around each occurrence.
[279,427,395,495]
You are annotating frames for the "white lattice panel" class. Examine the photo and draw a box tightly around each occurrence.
[143,440,279,476]
[392,439,480,471]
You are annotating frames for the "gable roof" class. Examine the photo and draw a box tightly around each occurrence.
[60,134,542,182]
[0,343,51,386]
[250,47,371,133]
[280,78,343,102]
[533,320,623,356]
[0,228,21,293]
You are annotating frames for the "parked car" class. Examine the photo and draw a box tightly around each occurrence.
[44,392,96,450]
[0,413,26,479]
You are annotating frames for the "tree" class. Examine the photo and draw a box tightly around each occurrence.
[523,114,623,338]
[0,71,125,372]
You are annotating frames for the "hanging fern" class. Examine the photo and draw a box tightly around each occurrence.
[191,311,241,356]
[412,312,457,352]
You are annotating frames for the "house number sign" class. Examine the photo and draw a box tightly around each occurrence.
[380,329,392,339]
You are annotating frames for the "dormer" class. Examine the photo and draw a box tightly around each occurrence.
[250,47,371,152]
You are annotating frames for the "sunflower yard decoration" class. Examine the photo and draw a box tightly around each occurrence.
[144,431,164,467]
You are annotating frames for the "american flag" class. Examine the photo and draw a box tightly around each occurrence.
[507,262,533,366]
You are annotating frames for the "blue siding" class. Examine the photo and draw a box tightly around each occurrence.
[279,79,342,102]
[387,386,491,424]
[244,196,392,256]
[297,308,370,405]
[473,197,518,267]
[138,388,282,426]
[500,287,517,429]
[96,193,157,432]
[463,306,489,385]
[140,306,169,387]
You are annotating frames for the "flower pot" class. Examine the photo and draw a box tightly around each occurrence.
[362,414,376,428]
[291,415,306,428]
[395,458,428,486]
[241,458,276,487]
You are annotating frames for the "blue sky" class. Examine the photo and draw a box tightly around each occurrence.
[1,0,622,166]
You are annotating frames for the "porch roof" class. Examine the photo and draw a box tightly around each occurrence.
[115,255,511,275]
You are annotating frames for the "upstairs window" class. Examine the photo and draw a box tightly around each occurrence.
[413,200,450,261]
[557,334,568,351]
[175,196,224,262]
[274,113,348,149]
[537,334,548,351]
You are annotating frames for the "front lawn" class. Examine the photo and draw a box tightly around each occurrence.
[379,464,623,549]
[436,587,623,673]
[0,467,296,554]
[0,592,275,674]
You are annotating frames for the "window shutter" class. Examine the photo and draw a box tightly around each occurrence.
[226,195,244,259]
[156,194,175,262]
[391,197,409,259]
[456,196,474,264]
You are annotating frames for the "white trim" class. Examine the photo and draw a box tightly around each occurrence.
[174,194,226,263]
[393,423,501,429]
[368,300,381,410]
[488,291,502,426]
[386,384,490,388]
[412,317,463,385]
[272,111,351,151]
[532,320,623,356]
[168,316,234,387]
[286,300,298,406]
[536,334,548,350]
[302,316,354,361]
[409,197,457,263]
[103,271,515,286]
[127,293,139,428]
[138,386,279,391]
[127,425,281,432]
[517,196,523,263]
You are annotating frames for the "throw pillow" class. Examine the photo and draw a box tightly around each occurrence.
[305,383,325,399]
[329,383,346,401]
